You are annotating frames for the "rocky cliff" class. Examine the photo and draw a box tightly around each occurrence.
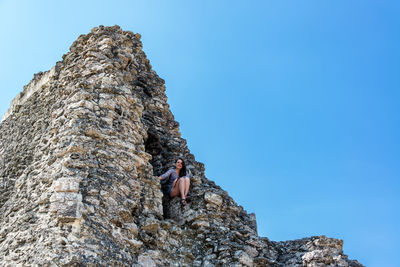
[0,25,363,266]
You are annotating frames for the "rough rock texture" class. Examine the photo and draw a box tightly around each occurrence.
[0,26,363,266]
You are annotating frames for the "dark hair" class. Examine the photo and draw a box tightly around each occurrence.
[177,158,187,177]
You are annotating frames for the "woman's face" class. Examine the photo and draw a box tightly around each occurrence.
[175,159,183,170]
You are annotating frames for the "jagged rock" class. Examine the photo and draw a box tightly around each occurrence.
[235,250,254,266]
[0,25,363,266]
[204,191,223,206]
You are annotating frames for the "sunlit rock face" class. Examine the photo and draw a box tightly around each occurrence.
[0,25,363,266]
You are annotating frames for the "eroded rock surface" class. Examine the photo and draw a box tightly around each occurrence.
[0,25,363,266]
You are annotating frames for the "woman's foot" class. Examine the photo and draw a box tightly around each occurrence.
[181,198,187,206]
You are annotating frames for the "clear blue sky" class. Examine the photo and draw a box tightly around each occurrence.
[1,1,399,266]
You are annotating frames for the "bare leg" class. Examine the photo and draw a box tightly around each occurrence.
[170,179,179,197]
[184,177,190,198]
[170,178,185,199]
[179,178,185,199]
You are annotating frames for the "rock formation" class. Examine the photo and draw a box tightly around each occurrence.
[0,25,363,266]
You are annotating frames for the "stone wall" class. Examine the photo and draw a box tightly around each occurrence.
[0,25,363,266]
[1,67,56,123]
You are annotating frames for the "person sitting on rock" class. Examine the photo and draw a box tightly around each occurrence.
[159,158,190,205]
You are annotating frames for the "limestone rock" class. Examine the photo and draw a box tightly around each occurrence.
[204,191,223,206]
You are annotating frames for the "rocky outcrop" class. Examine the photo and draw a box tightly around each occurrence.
[0,25,363,266]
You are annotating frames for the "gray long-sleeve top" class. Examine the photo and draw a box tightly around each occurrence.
[160,169,189,190]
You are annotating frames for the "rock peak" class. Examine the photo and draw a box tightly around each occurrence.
[0,25,363,266]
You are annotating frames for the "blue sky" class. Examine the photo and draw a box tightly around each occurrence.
[1,1,399,266]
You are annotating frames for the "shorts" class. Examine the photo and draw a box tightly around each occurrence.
[167,184,173,196]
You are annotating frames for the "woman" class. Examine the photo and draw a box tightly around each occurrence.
[159,158,190,205]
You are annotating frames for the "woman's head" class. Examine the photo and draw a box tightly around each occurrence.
[175,158,187,177]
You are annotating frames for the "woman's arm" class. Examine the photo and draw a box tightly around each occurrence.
[159,169,173,180]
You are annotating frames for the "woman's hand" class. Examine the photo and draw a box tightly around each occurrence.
[172,178,178,188]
